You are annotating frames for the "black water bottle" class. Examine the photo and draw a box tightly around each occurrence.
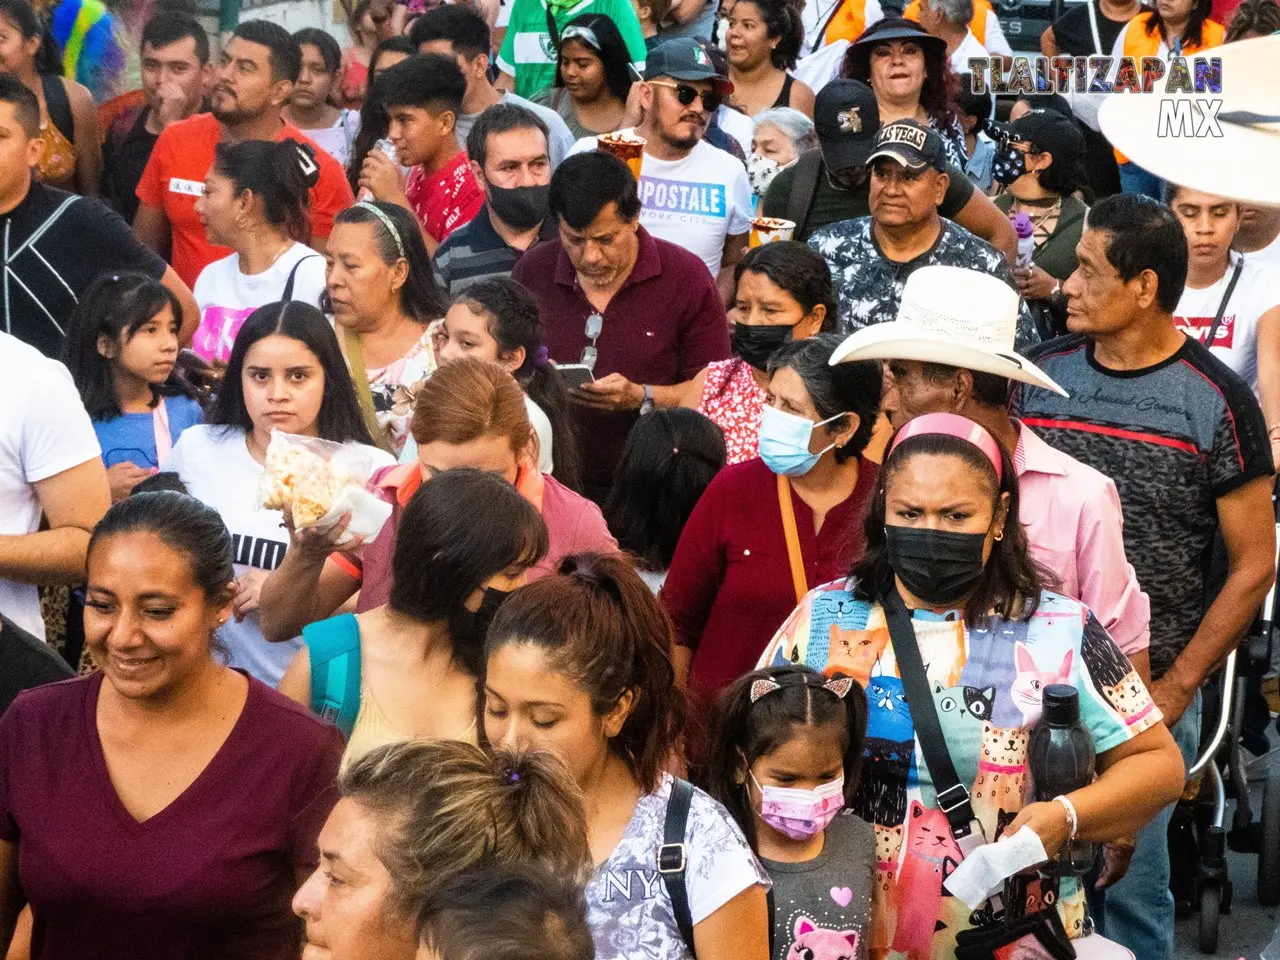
[1028,684,1097,875]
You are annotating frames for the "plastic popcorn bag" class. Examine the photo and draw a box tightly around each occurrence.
[257,431,393,544]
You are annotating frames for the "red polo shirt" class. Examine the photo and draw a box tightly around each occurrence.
[661,456,878,753]
[136,113,355,287]
[511,226,730,499]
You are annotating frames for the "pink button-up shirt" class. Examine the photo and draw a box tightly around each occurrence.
[1014,421,1151,656]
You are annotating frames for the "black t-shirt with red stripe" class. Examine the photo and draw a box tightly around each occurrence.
[1010,333,1272,679]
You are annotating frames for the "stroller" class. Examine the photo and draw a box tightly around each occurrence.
[1169,493,1280,953]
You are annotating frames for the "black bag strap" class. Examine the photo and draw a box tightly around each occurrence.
[1203,256,1244,351]
[42,74,74,144]
[881,588,978,839]
[785,149,823,235]
[544,1,561,52]
[282,254,322,302]
[766,888,776,957]
[660,777,696,955]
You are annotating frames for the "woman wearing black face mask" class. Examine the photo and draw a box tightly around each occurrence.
[756,412,1183,956]
[278,467,548,768]
[993,109,1091,337]
[681,242,835,464]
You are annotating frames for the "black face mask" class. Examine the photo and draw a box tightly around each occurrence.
[992,144,1027,187]
[731,323,794,370]
[454,585,515,645]
[487,183,550,230]
[884,525,988,606]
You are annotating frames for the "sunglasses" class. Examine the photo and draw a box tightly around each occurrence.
[581,312,603,372]
[649,80,724,113]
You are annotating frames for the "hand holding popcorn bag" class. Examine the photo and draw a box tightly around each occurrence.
[257,431,393,545]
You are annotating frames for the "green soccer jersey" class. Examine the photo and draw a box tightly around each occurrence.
[497,0,648,99]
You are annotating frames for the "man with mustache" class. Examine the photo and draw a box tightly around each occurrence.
[811,118,1037,346]
[568,38,752,300]
[133,20,355,288]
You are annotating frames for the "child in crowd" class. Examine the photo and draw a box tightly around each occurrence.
[357,53,483,253]
[633,0,674,46]
[164,301,391,686]
[287,28,361,168]
[61,272,204,501]
[420,277,583,491]
[704,665,875,960]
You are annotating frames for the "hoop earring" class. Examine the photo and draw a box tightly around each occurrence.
[993,530,1004,542]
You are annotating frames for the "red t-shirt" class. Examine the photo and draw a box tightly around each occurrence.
[404,150,483,244]
[0,673,344,960]
[135,112,355,287]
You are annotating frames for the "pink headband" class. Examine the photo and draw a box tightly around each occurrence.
[888,413,1003,483]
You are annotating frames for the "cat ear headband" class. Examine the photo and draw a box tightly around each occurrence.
[749,675,855,703]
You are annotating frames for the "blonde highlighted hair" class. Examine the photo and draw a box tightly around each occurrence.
[339,739,590,918]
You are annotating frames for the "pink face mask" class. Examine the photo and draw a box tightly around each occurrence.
[753,772,845,840]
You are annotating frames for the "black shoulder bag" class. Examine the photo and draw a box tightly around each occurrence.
[282,254,323,302]
[660,778,697,953]
[1202,256,1244,352]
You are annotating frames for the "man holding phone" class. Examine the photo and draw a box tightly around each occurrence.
[512,151,730,503]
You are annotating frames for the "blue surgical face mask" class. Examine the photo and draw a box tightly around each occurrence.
[758,405,848,477]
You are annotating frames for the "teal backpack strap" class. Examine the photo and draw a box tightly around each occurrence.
[302,613,363,739]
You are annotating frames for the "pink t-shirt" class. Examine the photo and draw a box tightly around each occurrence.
[0,673,344,960]
[335,463,618,610]
[1014,422,1150,657]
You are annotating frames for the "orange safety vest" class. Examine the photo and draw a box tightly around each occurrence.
[902,0,991,42]
[1114,12,1224,163]
[825,0,872,46]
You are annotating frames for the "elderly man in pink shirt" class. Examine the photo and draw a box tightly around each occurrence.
[830,265,1151,678]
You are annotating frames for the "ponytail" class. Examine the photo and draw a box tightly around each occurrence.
[212,138,319,243]
[340,740,590,918]
[486,552,686,793]
[702,665,867,848]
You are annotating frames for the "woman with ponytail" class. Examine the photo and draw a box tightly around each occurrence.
[190,139,327,366]
[293,738,591,960]
[483,552,772,960]
[0,0,101,194]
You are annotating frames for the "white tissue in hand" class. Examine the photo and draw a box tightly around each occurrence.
[315,485,392,545]
[943,827,1048,909]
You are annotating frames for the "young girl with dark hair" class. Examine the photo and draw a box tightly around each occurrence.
[287,27,360,168]
[530,13,635,140]
[0,491,343,959]
[164,301,390,685]
[703,665,874,960]
[603,408,726,591]
[422,276,583,491]
[483,551,772,960]
[62,272,203,501]
[190,139,326,365]
[278,468,549,768]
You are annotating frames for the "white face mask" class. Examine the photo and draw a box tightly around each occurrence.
[747,152,784,197]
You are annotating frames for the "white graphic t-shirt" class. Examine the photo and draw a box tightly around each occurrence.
[570,129,753,276]
[588,774,769,960]
[1173,252,1280,394]
[164,425,392,684]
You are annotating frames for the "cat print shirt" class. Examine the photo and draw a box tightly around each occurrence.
[756,586,1161,960]
[761,811,876,960]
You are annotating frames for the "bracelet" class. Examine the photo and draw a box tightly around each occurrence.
[1269,425,1280,438]
[1053,795,1079,841]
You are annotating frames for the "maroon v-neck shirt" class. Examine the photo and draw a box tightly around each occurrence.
[0,673,343,959]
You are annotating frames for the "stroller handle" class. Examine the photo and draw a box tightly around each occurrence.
[1187,649,1236,780]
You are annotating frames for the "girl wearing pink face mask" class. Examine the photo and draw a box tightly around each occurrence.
[704,665,873,960]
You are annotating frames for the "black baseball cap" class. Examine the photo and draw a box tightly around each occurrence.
[814,79,881,173]
[645,38,734,94]
[1010,109,1085,169]
[866,119,944,171]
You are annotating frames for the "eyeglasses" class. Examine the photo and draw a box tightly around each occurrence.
[581,312,604,372]
[648,80,724,114]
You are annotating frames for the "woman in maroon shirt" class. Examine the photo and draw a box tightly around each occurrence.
[0,492,344,960]
[662,334,882,756]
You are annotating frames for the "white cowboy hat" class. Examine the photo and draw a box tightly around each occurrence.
[829,265,1069,397]
[1098,33,1280,206]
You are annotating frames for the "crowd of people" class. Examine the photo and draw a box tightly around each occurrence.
[0,0,1276,956]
